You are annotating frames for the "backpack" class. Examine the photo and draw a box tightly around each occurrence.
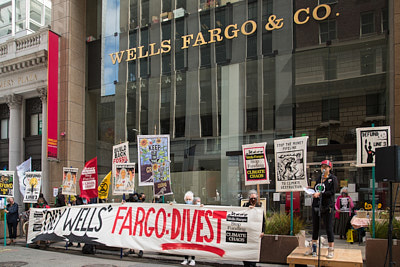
[82,244,96,254]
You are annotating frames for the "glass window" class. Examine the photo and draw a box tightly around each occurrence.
[140,79,148,135]
[1,118,8,139]
[324,57,337,80]
[200,69,212,137]
[130,0,138,29]
[246,60,258,132]
[215,7,227,64]
[98,102,115,144]
[322,98,339,122]
[247,0,257,59]
[200,12,211,67]
[319,20,336,43]
[381,8,388,33]
[175,72,186,138]
[175,18,185,70]
[15,0,26,33]
[45,6,50,26]
[0,1,12,38]
[162,0,171,13]
[361,50,376,75]
[30,113,42,136]
[262,0,273,55]
[176,0,186,10]
[128,30,137,82]
[366,93,385,117]
[319,0,337,4]
[162,22,171,74]
[30,0,42,24]
[140,28,149,78]
[141,0,149,26]
[361,12,375,35]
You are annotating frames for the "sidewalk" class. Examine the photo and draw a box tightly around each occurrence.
[1,234,365,266]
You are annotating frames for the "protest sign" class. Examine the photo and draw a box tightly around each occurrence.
[356,126,390,167]
[0,171,14,198]
[27,203,263,261]
[153,161,173,196]
[24,172,42,203]
[137,135,170,186]
[242,143,269,185]
[274,136,309,192]
[113,163,135,195]
[62,167,78,195]
[79,157,98,198]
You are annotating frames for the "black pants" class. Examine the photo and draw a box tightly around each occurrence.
[7,222,17,239]
[312,207,334,243]
[243,261,256,267]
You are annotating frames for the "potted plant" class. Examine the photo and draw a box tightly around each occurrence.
[259,212,305,264]
[366,218,400,266]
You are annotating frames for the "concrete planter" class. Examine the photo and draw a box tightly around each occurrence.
[259,234,299,264]
[366,238,400,267]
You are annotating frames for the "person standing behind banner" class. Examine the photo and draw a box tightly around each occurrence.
[5,197,19,245]
[334,187,354,239]
[34,197,50,248]
[242,190,265,267]
[305,160,338,258]
[55,189,66,207]
[181,191,196,266]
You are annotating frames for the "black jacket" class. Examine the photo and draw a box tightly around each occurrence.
[6,202,19,224]
[312,173,338,210]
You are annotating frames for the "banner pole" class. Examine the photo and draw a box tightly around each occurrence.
[371,123,375,238]
[289,136,293,236]
[4,198,6,246]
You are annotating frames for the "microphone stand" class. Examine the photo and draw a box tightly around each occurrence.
[317,171,325,267]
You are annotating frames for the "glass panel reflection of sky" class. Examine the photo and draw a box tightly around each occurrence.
[102,0,120,96]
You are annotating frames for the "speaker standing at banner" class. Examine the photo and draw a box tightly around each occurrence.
[304,160,338,259]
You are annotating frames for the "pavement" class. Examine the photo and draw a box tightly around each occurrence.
[0,234,366,267]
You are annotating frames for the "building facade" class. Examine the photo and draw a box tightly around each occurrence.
[2,0,400,214]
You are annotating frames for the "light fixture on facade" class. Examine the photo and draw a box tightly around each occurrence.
[177,74,182,82]
[165,77,171,84]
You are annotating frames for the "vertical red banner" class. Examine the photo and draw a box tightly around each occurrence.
[47,30,59,158]
[79,157,99,199]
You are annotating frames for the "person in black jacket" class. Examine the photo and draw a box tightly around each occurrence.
[242,190,265,267]
[5,197,19,245]
[305,160,338,258]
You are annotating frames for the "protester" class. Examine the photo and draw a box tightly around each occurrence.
[139,193,146,202]
[334,187,354,239]
[5,197,18,245]
[305,160,338,258]
[55,189,66,207]
[38,193,48,205]
[181,191,196,266]
[34,197,50,248]
[124,192,143,258]
[242,190,265,267]
[193,197,201,206]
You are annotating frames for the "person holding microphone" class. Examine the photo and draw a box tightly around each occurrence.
[305,160,338,258]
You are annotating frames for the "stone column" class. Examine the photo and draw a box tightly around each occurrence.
[5,94,23,205]
[37,87,49,200]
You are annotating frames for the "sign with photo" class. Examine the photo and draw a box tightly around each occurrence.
[356,126,390,167]
[137,135,170,187]
[113,163,135,195]
[23,172,42,203]
[153,161,173,196]
[242,143,269,185]
[0,171,14,198]
[62,167,78,195]
[274,136,309,192]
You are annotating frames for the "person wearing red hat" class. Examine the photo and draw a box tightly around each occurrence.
[305,160,338,258]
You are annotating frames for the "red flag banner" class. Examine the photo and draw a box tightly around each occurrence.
[79,157,98,198]
[47,30,59,158]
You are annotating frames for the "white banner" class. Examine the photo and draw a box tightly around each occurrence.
[16,157,31,197]
[113,163,135,195]
[274,136,309,192]
[23,172,42,203]
[27,203,263,261]
[356,126,390,167]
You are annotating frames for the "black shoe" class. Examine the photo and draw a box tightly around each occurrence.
[129,249,135,254]
[138,250,143,258]
[68,242,73,247]
[76,243,81,248]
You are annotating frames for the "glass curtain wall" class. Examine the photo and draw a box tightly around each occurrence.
[90,0,389,216]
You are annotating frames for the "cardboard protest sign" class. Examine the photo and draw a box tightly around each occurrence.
[242,143,269,185]
[113,163,135,195]
[137,135,170,186]
[62,167,78,195]
[24,172,42,203]
[274,136,309,192]
[356,126,390,167]
[0,171,14,198]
